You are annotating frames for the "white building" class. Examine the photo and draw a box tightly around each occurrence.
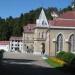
[9,37,23,52]
[0,41,9,51]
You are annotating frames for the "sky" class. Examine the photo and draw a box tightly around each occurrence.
[0,0,72,18]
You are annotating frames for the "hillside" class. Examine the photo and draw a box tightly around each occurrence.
[0,6,72,40]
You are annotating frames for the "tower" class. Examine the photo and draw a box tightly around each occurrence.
[34,9,49,55]
[36,9,49,27]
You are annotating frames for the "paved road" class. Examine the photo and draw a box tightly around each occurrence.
[3,52,50,68]
[0,52,72,75]
[0,61,71,75]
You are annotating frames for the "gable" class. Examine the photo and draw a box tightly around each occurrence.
[36,9,49,27]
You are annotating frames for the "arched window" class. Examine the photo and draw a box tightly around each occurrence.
[42,32,44,38]
[56,34,63,52]
[69,34,75,52]
[42,20,47,25]
[38,32,40,38]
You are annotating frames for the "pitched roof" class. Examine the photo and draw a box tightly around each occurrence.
[0,41,9,45]
[59,11,75,19]
[10,36,22,41]
[49,11,75,27]
[49,18,75,27]
[23,24,35,33]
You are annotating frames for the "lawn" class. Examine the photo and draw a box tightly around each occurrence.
[45,57,66,68]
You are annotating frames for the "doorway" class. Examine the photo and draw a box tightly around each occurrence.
[41,43,45,54]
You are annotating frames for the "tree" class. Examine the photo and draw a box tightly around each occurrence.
[12,24,22,36]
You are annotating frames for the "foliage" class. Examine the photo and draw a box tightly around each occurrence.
[0,49,5,60]
[50,57,66,65]
[59,6,72,14]
[45,57,64,68]
[56,51,75,64]
[0,7,57,40]
[0,6,73,40]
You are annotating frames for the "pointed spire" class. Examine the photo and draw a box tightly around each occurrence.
[39,9,46,19]
[36,9,49,27]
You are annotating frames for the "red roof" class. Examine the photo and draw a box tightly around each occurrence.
[0,41,9,45]
[49,11,75,27]
[49,19,75,27]
[23,24,35,33]
[10,37,22,41]
[59,11,75,19]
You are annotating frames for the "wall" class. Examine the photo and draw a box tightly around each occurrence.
[23,32,34,52]
[9,40,23,52]
[49,29,75,56]
[34,28,48,54]
[0,45,9,51]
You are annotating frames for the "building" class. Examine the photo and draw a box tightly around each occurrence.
[23,9,51,55]
[23,8,75,56]
[23,24,35,53]
[0,41,9,51]
[9,36,23,52]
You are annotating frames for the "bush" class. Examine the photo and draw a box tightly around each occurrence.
[56,51,75,64]
[56,51,65,59]
[0,49,5,60]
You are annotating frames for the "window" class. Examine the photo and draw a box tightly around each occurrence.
[18,44,19,46]
[12,47,13,49]
[56,34,63,52]
[41,32,44,38]
[42,20,47,25]
[69,34,75,52]
[18,40,20,42]
[15,44,17,46]
[38,32,40,38]
[15,40,17,42]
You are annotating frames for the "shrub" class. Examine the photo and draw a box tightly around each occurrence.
[56,51,65,59]
[50,57,66,65]
[0,49,5,60]
[56,51,75,64]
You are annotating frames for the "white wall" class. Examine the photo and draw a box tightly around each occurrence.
[0,45,9,51]
[10,41,23,52]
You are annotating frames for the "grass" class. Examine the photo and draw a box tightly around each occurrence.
[45,57,66,68]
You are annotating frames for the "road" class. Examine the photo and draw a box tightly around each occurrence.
[0,52,72,75]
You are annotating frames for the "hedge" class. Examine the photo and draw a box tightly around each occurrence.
[0,50,5,60]
[56,51,75,64]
